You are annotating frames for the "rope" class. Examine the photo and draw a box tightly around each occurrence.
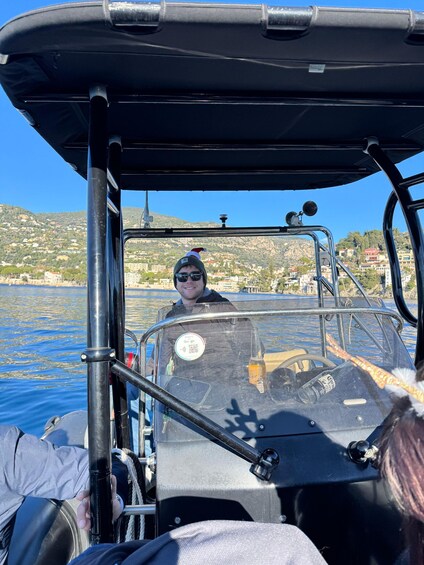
[112,447,145,541]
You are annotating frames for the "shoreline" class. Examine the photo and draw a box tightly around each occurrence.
[0,278,172,291]
[0,278,417,300]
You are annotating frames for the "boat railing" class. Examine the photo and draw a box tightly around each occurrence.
[137,305,403,378]
[383,190,418,328]
[111,304,404,487]
[365,139,424,366]
[315,241,394,356]
[123,222,376,353]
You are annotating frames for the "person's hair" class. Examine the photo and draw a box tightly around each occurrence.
[379,391,424,564]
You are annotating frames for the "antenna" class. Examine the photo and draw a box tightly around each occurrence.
[220,214,228,228]
[141,191,154,228]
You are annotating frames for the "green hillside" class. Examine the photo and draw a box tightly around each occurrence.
[0,204,312,286]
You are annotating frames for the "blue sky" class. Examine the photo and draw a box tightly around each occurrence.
[1,0,423,242]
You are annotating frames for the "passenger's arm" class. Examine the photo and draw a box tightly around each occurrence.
[0,425,89,500]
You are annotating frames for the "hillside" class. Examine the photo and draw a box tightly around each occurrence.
[0,204,312,285]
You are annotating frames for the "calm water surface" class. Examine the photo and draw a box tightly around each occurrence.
[0,285,418,436]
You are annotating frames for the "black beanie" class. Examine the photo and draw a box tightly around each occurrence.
[173,253,207,287]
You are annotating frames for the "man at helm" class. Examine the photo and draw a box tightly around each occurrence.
[172,248,227,308]
[157,249,258,386]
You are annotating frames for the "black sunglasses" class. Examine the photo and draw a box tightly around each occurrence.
[175,271,203,282]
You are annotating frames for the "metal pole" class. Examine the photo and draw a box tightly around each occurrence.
[383,192,417,327]
[309,232,327,355]
[365,140,424,368]
[108,136,130,449]
[85,85,113,543]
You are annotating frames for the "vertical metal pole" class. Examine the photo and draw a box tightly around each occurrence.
[86,85,113,543]
[383,192,417,326]
[365,140,424,368]
[108,136,130,449]
[310,233,327,356]
[324,228,346,349]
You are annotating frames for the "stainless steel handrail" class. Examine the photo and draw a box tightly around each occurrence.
[137,305,403,377]
[122,504,156,516]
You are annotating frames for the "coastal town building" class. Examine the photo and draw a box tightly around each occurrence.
[364,247,380,262]
[337,248,355,259]
[44,271,63,284]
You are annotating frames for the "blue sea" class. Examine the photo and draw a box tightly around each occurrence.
[0,284,418,436]
[0,285,180,435]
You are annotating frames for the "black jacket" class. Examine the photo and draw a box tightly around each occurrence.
[158,291,255,384]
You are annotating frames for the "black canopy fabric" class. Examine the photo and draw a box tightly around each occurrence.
[1,2,424,191]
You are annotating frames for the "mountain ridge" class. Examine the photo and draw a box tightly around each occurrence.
[0,204,312,285]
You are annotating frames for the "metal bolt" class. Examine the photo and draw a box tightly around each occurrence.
[356,415,363,423]
[81,354,87,361]
[258,424,265,431]
[309,420,316,427]
[279,515,287,523]
[110,351,115,358]
[174,517,181,525]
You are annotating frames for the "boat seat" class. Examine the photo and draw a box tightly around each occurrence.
[264,348,309,373]
[8,497,88,565]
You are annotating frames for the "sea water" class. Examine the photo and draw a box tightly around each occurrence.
[0,284,418,436]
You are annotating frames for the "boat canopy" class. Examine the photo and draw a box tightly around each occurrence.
[1,2,424,191]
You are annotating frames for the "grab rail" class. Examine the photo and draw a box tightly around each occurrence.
[137,305,403,378]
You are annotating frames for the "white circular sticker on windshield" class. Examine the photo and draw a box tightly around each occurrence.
[174,332,206,361]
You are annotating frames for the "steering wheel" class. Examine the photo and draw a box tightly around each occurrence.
[277,353,336,372]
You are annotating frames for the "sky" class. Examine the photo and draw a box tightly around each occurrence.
[1,0,424,242]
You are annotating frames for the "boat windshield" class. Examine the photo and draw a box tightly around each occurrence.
[153,297,412,443]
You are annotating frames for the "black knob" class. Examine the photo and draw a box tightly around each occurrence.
[347,440,370,464]
[250,448,280,481]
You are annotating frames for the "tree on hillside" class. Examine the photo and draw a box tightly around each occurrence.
[406,272,416,292]
[257,261,275,291]
[275,275,289,293]
[357,269,381,291]
[62,268,86,284]
[0,265,30,277]
[338,230,384,251]
[296,256,314,275]
[338,231,363,250]
[337,228,412,256]
[139,271,158,283]
[338,276,353,294]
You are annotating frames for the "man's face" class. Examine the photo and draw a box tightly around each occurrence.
[175,264,204,305]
